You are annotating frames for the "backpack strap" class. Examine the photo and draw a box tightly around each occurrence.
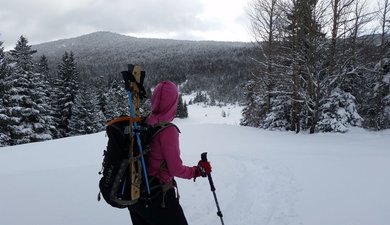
[150,121,180,172]
[152,122,180,137]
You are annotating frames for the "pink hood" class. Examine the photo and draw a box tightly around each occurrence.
[145,81,195,182]
[146,81,178,125]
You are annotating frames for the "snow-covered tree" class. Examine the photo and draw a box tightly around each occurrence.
[371,56,390,129]
[176,94,188,118]
[240,79,266,127]
[0,40,7,82]
[68,88,105,136]
[53,51,79,137]
[36,55,50,80]
[9,36,36,71]
[317,88,362,132]
[0,40,7,99]
[103,79,129,120]
[34,54,58,138]
[193,91,208,104]
[0,40,11,146]
[261,94,291,130]
[140,87,152,116]
[2,36,53,145]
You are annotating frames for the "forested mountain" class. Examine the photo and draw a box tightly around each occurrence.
[0,32,255,146]
[32,31,257,103]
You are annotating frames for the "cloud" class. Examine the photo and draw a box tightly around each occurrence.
[0,0,209,48]
[0,0,252,51]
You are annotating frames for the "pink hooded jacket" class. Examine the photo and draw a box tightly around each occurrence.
[146,81,196,183]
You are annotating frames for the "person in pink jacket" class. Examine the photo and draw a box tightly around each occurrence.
[128,81,212,225]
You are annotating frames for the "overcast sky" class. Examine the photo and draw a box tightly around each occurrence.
[0,0,252,49]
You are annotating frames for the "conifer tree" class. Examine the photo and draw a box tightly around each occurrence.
[0,40,10,146]
[103,79,129,120]
[317,88,362,132]
[176,94,188,118]
[140,88,152,116]
[372,53,390,129]
[370,0,390,130]
[0,40,6,82]
[2,36,52,145]
[183,100,188,118]
[0,40,6,100]
[95,76,109,119]
[37,55,50,80]
[35,54,58,137]
[9,36,36,71]
[68,88,105,135]
[54,51,80,137]
[261,94,291,130]
[193,91,207,103]
[241,79,266,127]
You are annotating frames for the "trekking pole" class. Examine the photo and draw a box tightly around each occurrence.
[122,65,150,195]
[201,152,225,225]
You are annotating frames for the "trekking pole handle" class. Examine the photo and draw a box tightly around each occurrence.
[201,152,208,162]
[201,152,216,192]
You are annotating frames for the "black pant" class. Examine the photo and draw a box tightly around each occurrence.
[128,188,188,225]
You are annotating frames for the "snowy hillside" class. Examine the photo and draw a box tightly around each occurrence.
[1,103,390,225]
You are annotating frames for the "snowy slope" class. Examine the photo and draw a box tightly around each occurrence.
[1,103,390,225]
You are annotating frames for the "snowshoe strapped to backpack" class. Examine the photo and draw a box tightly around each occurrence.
[98,116,176,208]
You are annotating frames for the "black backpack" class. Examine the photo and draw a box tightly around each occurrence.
[97,116,176,208]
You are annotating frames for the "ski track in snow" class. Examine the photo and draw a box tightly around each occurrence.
[221,155,300,225]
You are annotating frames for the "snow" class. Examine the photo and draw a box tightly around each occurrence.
[1,103,390,225]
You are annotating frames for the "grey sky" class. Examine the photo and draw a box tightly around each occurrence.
[0,0,252,49]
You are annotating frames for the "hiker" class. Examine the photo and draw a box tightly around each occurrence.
[128,80,212,225]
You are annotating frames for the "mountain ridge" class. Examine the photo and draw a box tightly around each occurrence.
[33,31,251,47]
[31,31,257,103]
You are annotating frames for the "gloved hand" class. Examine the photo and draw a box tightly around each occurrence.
[193,160,212,181]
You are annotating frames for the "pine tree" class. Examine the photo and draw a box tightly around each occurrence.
[95,76,109,119]
[68,88,105,135]
[0,40,6,98]
[0,40,6,82]
[371,54,390,130]
[35,54,58,138]
[285,0,326,133]
[140,87,152,116]
[29,67,55,142]
[261,94,291,130]
[183,100,188,118]
[9,36,36,71]
[0,40,11,146]
[2,36,52,145]
[37,55,50,80]
[317,88,362,132]
[54,51,80,137]
[240,79,266,127]
[193,91,207,104]
[103,79,129,120]
[176,94,188,118]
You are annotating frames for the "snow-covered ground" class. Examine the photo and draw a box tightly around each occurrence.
[1,102,390,225]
